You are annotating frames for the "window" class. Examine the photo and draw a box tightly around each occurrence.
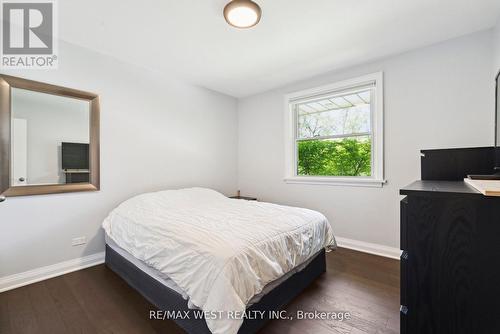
[284,73,384,187]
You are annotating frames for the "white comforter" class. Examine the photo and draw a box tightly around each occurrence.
[102,188,336,334]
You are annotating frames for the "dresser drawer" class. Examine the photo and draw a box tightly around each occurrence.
[400,197,408,250]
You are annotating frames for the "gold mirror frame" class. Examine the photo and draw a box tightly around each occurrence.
[0,74,100,197]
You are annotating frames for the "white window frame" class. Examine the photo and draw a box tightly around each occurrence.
[283,72,385,187]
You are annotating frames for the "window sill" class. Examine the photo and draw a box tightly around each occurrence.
[284,176,386,188]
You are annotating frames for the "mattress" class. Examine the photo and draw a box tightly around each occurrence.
[102,187,336,334]
[105,233,318,307]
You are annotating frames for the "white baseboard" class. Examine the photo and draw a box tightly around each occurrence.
[0,252,105,293]
[0,238,398,293]
[335,237,402,260]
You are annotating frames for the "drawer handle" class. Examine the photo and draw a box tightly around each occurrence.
[401,251,408,260]
[400,305,408,315]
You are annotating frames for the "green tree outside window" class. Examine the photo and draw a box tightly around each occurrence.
[297,138,371,177]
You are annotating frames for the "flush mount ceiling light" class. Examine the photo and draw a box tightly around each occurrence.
[223,0,262,29]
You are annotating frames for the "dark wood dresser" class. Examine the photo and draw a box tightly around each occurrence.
[400,147,500,334]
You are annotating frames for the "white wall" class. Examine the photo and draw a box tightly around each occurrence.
[496,20,500,145]
[494,20,500,74]
[237,30,495,249]
[12,89,90,184]
[496,21,500,144]
[0,41,238,278]
[1,28,496,281]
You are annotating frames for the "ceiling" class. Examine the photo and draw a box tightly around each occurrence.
[59,0,500,98]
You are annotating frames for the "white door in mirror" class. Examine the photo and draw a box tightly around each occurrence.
[12,118,27,186]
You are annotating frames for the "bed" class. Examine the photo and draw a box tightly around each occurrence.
[103,188,336,334]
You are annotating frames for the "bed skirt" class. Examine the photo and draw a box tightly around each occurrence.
[105,245,326,334]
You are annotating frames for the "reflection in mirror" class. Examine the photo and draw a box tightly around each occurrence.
[11,88,90,186]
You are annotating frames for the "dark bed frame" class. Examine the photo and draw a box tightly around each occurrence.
[105,245,326,334]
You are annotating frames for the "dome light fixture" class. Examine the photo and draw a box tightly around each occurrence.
[223,0,262,29]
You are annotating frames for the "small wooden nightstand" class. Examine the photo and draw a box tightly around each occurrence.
[229,195,257,201]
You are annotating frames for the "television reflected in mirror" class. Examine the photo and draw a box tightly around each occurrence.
[10,88,90,187]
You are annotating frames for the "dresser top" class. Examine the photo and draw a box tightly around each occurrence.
[400,180,482,197]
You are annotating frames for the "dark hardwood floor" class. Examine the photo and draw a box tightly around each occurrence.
[0,248,399,334]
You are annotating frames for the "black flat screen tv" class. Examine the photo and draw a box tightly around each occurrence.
[62,142,89,170]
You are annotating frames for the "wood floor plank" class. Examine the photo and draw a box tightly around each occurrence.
[385,314,400,333]
[0,247,400,334]
[64,267,140,333]
[26,282,68,334]
[91,265,185,334]
[5,287,39,334]
[316,273,399,310]
[44,275,101,333]
[285,292,391,334]
[0,288,13,334]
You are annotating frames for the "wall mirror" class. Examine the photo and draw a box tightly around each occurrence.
[0,74,100,197]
